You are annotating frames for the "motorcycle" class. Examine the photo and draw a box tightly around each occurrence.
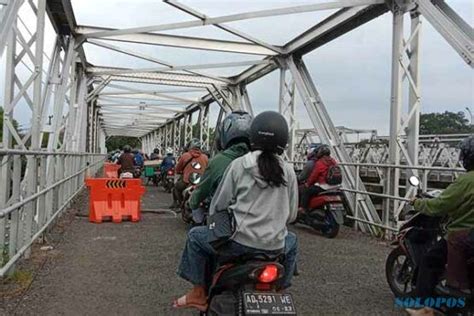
[295,187,345,238]
[204,253,297,316]
[385,176,473,312]
[161,167,175,193]
[181,172,203,225]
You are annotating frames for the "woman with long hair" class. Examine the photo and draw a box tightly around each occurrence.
[173,111,298,311]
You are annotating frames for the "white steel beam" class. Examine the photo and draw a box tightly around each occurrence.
[80,0,384,40]
[415,0,473,66]
[77,26,276,56]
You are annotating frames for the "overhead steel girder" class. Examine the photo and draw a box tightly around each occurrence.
[94,74,224,89]
[284,3,388,56]
[76,26,277,56]
[414,0,473,66]
[79,0,384,40]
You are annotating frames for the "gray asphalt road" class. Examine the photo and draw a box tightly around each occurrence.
[1,185,404,316]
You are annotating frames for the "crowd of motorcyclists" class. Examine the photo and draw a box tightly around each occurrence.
[107,112,473,315]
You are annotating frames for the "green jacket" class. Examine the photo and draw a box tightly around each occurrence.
[189,142,249,210]
[414,171,474,233]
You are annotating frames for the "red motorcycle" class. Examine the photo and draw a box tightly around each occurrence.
[205,253,296,316]
[296,188,345,238]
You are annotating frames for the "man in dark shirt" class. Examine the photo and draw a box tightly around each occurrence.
[117,145,135,175]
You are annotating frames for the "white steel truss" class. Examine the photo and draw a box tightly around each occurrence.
[0,0,472,275]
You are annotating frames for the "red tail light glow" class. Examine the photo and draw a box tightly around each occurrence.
[258,265,278,283]
[167,170,174,175]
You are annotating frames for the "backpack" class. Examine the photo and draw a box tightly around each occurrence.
[326,164,342,185]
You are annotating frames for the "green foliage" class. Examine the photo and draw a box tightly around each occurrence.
[106,136,141,152]
[420,111,473,135]
[0,107,21,142]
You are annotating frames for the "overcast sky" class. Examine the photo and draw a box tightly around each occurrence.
[1,0,473,136]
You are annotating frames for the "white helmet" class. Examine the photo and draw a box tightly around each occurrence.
[166,147,174,155]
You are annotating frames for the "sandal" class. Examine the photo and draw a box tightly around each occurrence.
[173,295,208,312]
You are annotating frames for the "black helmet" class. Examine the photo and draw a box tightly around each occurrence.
[316,144,331,158]
[219,111,252,149]
[187,138,201,150]
[153,148,160,154]
[123,145,131,153]
[250,111,288,154]
[459,135,474,171]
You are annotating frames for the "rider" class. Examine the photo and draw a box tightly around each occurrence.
[408,135,474,316]
[133,149,145,168]
[173,111,298,312]
[150,148,160,160]
[171,139,208,209]
[188,111,252,224]
[160,147,176,176]
[117,145,135,176]
[299,144,338,212]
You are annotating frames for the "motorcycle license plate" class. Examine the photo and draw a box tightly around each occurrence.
[329,203,344,211]
[244,292,296,315]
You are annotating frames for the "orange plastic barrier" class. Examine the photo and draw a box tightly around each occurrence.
[103,162,120,178]
[85,178,145,223]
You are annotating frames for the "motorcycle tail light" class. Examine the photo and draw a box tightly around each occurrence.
[258,264,278,283]
[167,170,174,175]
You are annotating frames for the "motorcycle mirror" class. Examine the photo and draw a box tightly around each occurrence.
[189,173,201,185]
[191,162,202,170]
[408,176,420,187]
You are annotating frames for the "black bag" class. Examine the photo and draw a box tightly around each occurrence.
[207,208,236,251]
[326,164,342,185]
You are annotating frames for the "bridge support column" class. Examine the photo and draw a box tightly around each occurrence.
[278,66,297,161]
[387,4,422,229]
[198,105,210,152]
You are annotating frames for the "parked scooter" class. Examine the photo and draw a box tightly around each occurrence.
[204,253,297,316]
[295,187,345,238]
[385,176,473,312]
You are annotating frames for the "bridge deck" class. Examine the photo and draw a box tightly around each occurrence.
[1,186,402,315]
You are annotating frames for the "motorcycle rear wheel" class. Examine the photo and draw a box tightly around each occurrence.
[385,246,416,298]
[321,223,339,238]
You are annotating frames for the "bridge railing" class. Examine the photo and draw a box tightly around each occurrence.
[0,150,105,276]
[291,160,465,236]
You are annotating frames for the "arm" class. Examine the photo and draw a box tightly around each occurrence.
[209,163,236,216]
[306,161,323,187]
[297,161,313,183]
[414,177,468,216]
[287,165,298,223]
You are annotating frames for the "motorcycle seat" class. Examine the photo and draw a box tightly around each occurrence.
[217,252,284,265]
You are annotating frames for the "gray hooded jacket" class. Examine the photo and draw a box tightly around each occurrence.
[209,150,298,251]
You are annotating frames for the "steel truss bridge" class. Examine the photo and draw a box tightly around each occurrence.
[0,0,472,276]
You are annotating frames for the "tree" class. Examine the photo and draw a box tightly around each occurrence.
[106,136,141,152]
[0,107,21,143]
[419,111,473,135]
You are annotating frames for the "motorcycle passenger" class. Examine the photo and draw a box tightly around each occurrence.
[170,139,208,209]
[297,146,319,184]
[160,147,176,176]
[299,145,338,212]
[173,111,298,311]
[150,148,160,160]
[133,149,145,168]
[188,111,252,224]
[408,136,474,316]
[117,145,135,176]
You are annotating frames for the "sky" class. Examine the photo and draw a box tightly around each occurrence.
[1,0,473,136]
